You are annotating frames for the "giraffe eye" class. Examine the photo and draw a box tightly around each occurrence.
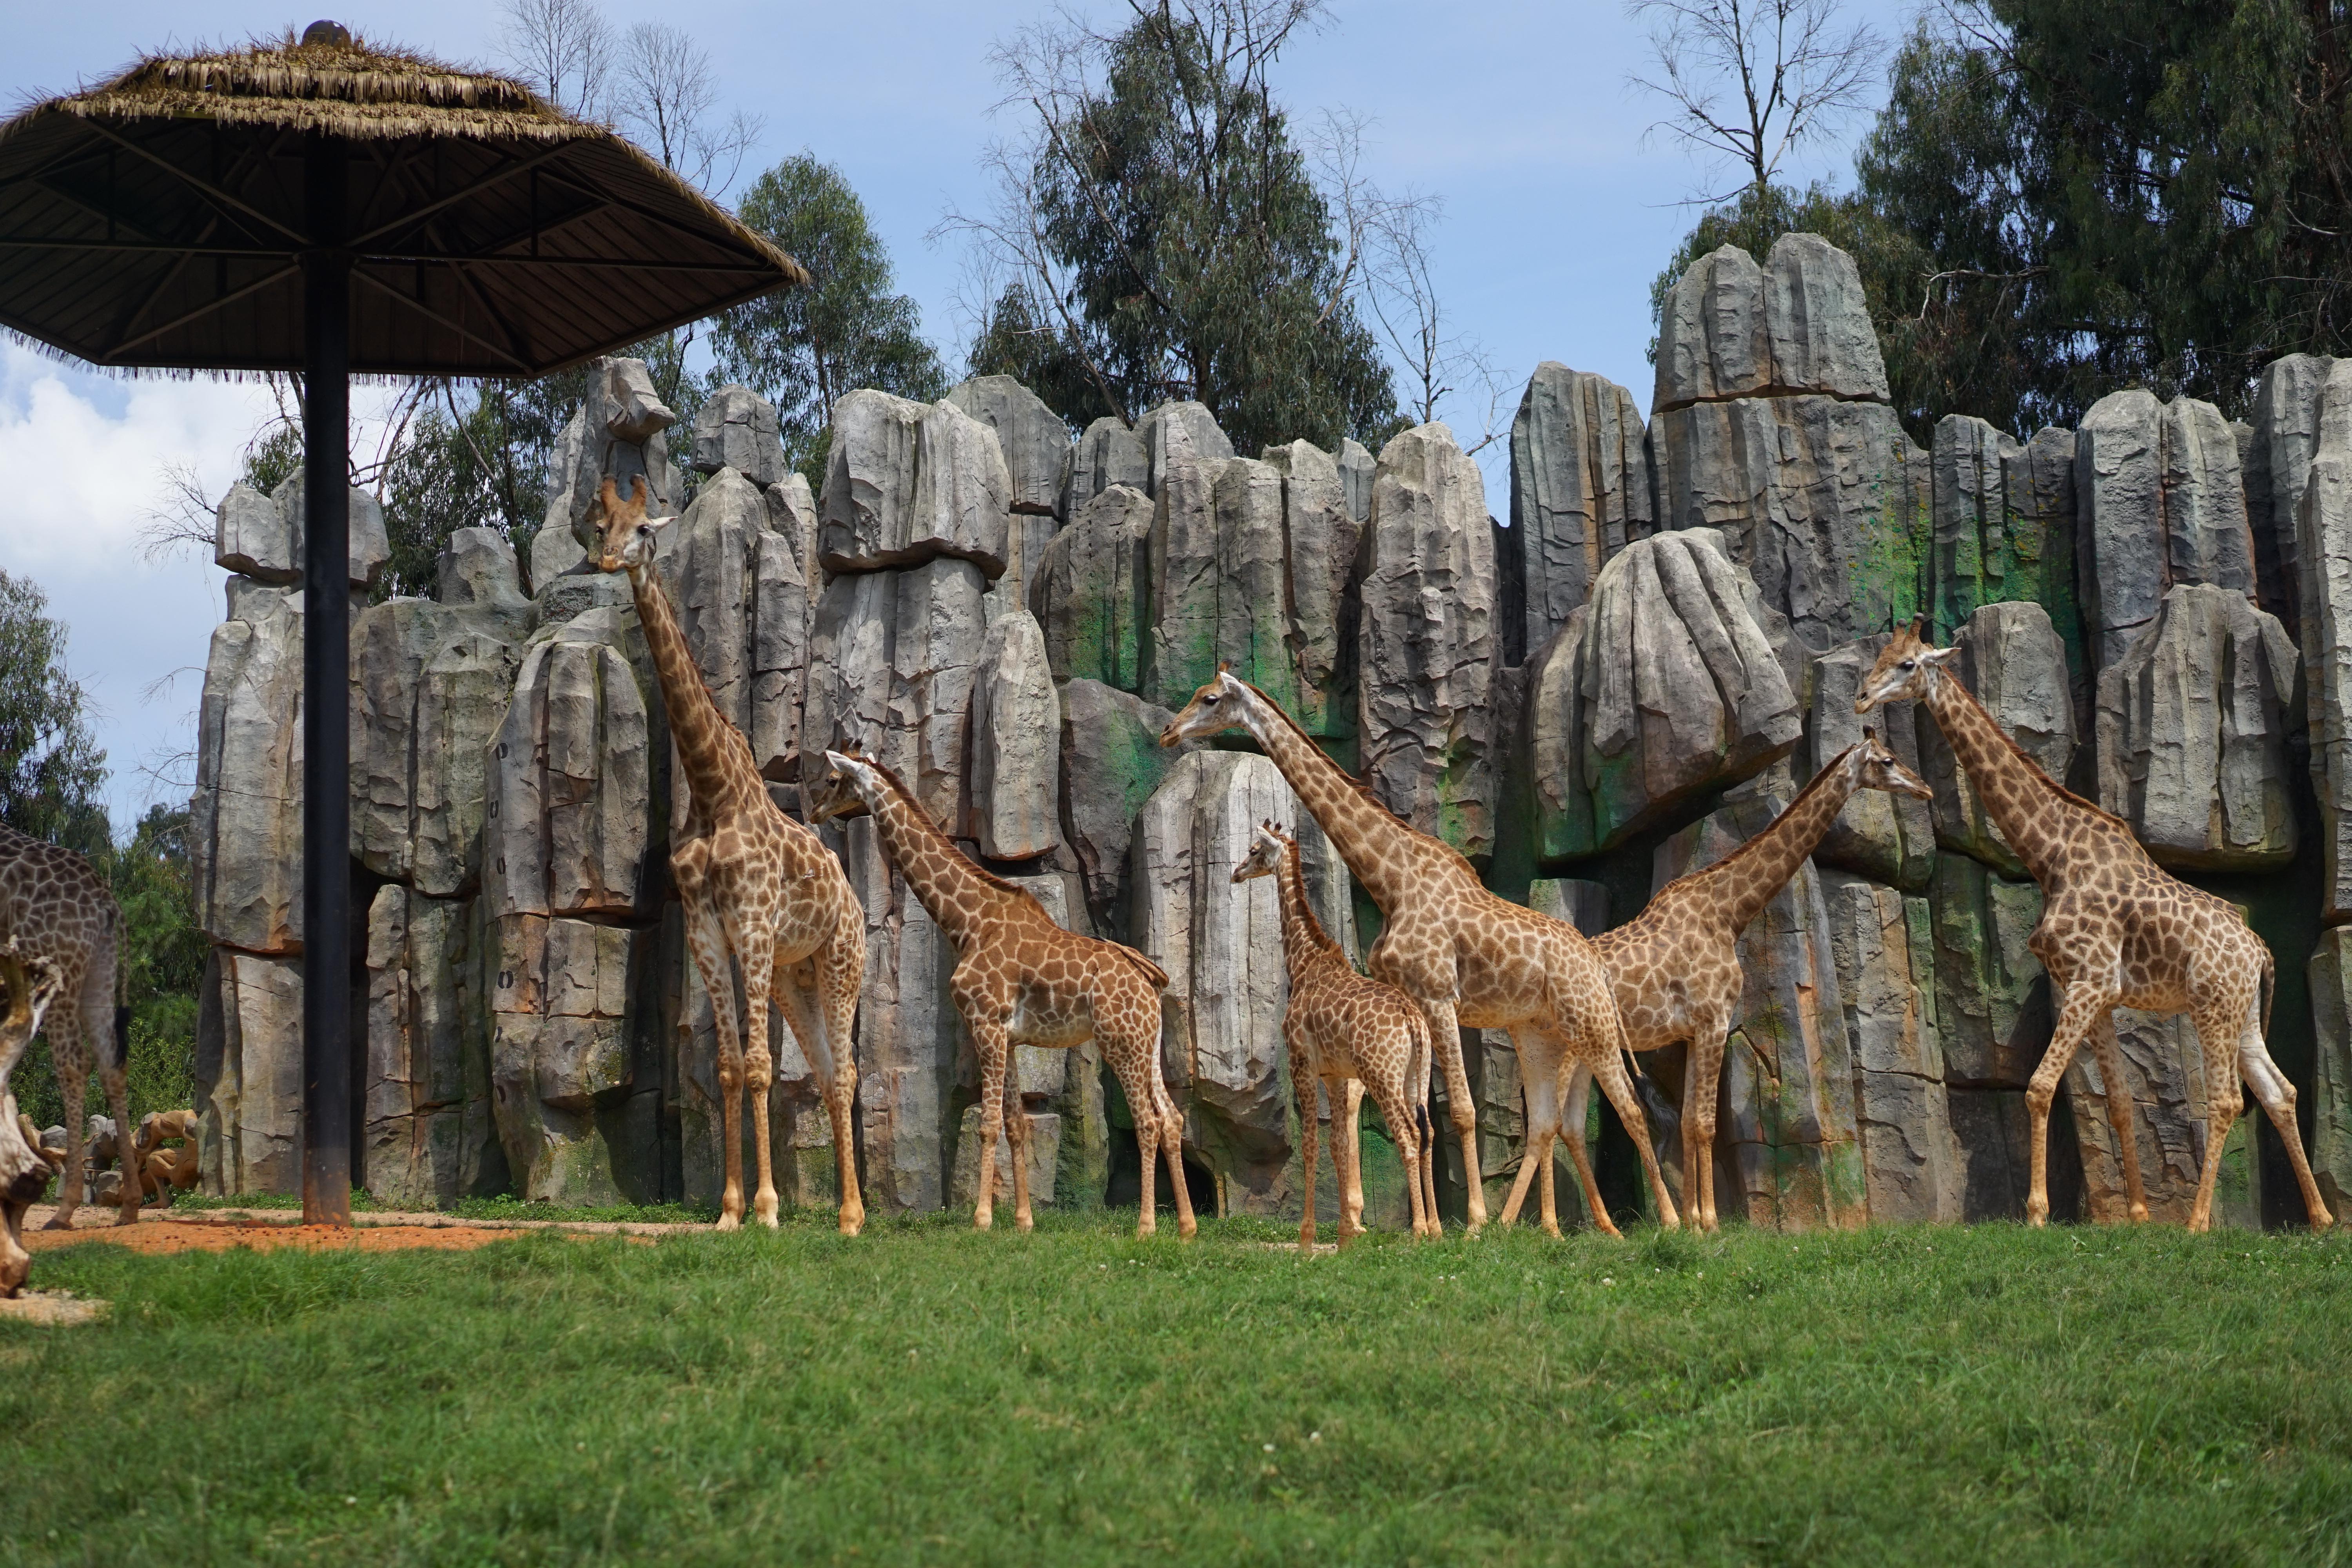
[1898,659,1915,671]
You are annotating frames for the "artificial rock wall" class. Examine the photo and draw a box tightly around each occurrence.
[188,236,2350,1229]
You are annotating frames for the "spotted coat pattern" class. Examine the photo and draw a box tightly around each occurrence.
[811,752,1198,1240]
[1501,736,1932,1233]
[593,477,867,1234]
[0,822,125,1238]
[1161,668,1681,1237]
[1858,620,2334,1232]
[1232,822,1437,1248]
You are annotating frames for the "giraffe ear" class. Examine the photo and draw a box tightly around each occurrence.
[599,475,621,516]
[1920,645,1961,668]
[1862,725,1877,742]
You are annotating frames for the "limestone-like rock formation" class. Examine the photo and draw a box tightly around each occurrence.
[804,558,990,834]
[191,579,305,953]
[1918,601,2077,879]
[1653,234,1889,408]
[2095,583,2298,870]
[1820,868,1959,1223]
[1926,852,2048,1093]
[1131,749,1350,1213]
[1137,400,1235,495]
[2298,360,2352,922]
[364,887,501,1208]
[2248,354,2334,628]
[1357,422,1499,858]
[1065,416,1149,514]
[2306,928,2352,1216]
[1263,438,1361,737]
[213,472,390,588]
[198,950,303,1196]
[1530,529,1800,859]
[971,608,1061,860]
[2077,389,2259,668]
[1058,681,1178,931]
[488,913,651,1201]
[654,463,810,780]
[541,356,682,582]
[690,384,784,486]
[944,376,1068,520]
[819,390,1011,576]
[1033,483,1152,693]
[1506,364,1651,651]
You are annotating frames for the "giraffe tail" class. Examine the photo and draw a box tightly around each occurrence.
[1406,1005,1435,1153]
[2261,946,2276,1038]
[1110,943,1171,994]
[1626,1047,1679,1134]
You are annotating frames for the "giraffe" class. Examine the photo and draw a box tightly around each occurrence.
[1497,732,1933,1234]
[0,823,130,1232]
[1857,619,2334,1232]
[1232,821,1439,1249]
[1161,667,1680,1236]
[808,750,1198,1239]
[590,475,866,1234]
[1,941,64,1296]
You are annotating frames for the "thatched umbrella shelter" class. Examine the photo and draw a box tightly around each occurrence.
[0,22,808,1224]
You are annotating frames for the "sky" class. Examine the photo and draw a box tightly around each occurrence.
[0,0,1926,831]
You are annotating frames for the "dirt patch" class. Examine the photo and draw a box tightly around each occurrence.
[0,1291,108,1325]
[22,1221,649,1256]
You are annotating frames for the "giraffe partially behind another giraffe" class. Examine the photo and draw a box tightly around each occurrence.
[1857,619,2333,1233]
[810,749,1198,1240]
[1232,821,1438,1249]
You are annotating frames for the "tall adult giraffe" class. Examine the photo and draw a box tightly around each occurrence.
[1857,620,2333,1232]
[1499,732,1933,1234]
[809,750,1196,1239]
[1161,668,1679,1235]
[590,476,866,1234]
[0,824,128,1231]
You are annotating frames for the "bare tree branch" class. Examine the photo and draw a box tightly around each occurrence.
[615,22,764,197]
[497,0,613,120]
[1626,0,1885,200]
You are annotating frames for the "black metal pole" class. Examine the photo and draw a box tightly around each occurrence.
[301,132,352,1227]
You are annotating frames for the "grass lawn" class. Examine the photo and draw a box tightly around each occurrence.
[3,1215,2347,1566]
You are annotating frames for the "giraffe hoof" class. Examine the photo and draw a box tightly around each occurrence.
[714,1212,742,1233]
[974,1212,993,1232]
[1541,1222,1562,1240]
[2128,1205,2149,1224]
[1178,1219,1198,1240]
[2312,1208,2336,1232]
[1016,1215,1034,1233]
[40,1215,72,1232]
[837,1212,864,1238]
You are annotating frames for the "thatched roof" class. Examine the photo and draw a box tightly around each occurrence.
[0,30,808,376]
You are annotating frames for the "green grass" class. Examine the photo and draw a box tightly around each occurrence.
[4,1217,2348,1566]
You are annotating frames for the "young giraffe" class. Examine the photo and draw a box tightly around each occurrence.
[1857,619,2334,1232]
[590,476,867,1234]
[1161,667,1680,1236]
[1232,821,1439,1249]
[809,750,1198,1239]
[0,824,130,1231]
[1498,733,1933,1234]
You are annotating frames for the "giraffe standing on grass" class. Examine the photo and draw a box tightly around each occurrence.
[1499,732,1933,1234]
[590,476,866,1234]
[0,824,129,1233]
[1231,821,1438,1249]
[809,750,1198,1240]
[1161,667,1680,1236]
[1856,619,2332,1232]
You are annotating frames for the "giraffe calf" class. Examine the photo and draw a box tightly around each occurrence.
[1233,822,1437,1251]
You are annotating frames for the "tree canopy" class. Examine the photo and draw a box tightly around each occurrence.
[0,570,107,857]
[714,153,947,481]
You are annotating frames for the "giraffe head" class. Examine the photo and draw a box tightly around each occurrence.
[1846,727,1934,800]
[589,475,679,574]
[1230,820,1297,884]
[1855,619,1960,714]
[1160,664,1252,748]
[808,749,882,824]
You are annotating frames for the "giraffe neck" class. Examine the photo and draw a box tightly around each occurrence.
[1920,671,2075,882]
[1272,840,1341,978]
[1230,687,1426,909]
[1690,753,1859,932]
[626,561,758,813]
[861,767,1010,949]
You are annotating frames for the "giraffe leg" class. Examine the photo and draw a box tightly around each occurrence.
[682,902,746,1231]
[1100,1025,1168,1240]
[967,1017,1012,1232]
[1004,1073,1036,1233]
[1156,1068,1199,1240]
[1410,1025,1439,1235]
[1339,1078,1365,1238]
[731,917,782,1230]
[2085,1011,2149,1223]
[1684,1030,1726,1234]
[1364,1069,1425,1240]
[41,1004,88,1230]
[2185,1002,2245,1235]
[1417,996,1485,1233]
[97,1051,137,1230]
[2026,987,2110,1227]
[1556,1062,1618,1238]
[818,928,866,1237]
[1497,1025,1563,1230]
[1593,1046,1679,1232]
[2240,1029,2334,1231]
[1294,1063,1319,1254]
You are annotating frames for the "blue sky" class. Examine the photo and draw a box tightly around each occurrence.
[1,0,1925,829]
